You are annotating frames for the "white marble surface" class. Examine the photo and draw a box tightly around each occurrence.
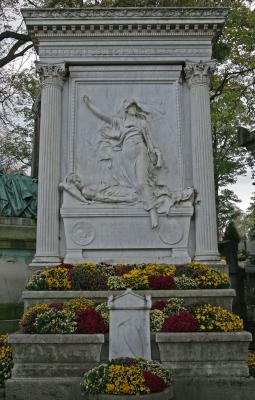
[108,289,152,360]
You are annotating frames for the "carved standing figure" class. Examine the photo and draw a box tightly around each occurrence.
[83,96,163,228]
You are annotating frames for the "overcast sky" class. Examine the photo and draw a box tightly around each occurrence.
[230,169,254,212]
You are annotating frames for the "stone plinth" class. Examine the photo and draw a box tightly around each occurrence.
[22,288,235,311]
[108,289,151,360]
[156,331,252,377]
[8,334,104,378]
[83,387,173,400]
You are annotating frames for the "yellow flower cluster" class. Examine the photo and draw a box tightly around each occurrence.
[143,264,176,277]
[105,365,150,395]
[247,352,255,368]
[122,269,149,289]
[63,297,96,313]
[194,304,244,332]
[42,267,71,290]
[187,262,212,271]
[122,264,176,289]
[75,262,96,270]
[195,271,229,289]
[0,335,12,363]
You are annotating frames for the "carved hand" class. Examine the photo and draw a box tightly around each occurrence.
[83,95,90,105]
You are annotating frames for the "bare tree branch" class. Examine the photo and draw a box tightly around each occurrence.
[0,31,31,42]
[0,42,34,68]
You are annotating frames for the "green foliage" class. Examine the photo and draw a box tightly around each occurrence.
[224,221,241,243]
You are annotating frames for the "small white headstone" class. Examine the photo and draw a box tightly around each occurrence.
[108,288,152,360]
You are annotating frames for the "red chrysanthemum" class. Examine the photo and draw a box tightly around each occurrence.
[149,275,175,290]
[75,309,108,334]
[151,300,168,311]
[161,311,198,332]
[143,371,166,393]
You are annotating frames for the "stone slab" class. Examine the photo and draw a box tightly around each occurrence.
[108,289,151,360]
[83,386,173,399]
[156,331,252,377]
[22,289,235,311]
[173,377,255,400]
[6,376,255,400]
[6,378,173,400]
[9,334,104,378]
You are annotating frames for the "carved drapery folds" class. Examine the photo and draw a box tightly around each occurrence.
[32,63,66,266]
[185,60,219,261]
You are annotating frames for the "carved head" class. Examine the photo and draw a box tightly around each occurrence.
[66,173,82,186]
[119,98,150,120]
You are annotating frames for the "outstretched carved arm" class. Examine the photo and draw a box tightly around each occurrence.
[144,125,162,168]
[83,96,113,124]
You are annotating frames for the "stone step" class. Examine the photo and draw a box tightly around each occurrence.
[5,376,255,400]
[22,288,235,311]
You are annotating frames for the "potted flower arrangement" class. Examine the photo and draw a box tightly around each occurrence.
[151,298,251,377]
[0,335,12,395]
[81,358,173,399]
[23,261,234,311]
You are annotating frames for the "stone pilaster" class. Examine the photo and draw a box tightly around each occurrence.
[185,61,220,262]
[31,63,66,266]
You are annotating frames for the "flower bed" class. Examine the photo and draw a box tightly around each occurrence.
[19,298,108,334]
[23,261,234,312]
[26,262,230,291]
[81,358,173,399]
[150,299,244,332]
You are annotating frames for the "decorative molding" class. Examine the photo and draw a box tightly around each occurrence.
[39,47,210,59]
[71,221,96,246]
[184,60,216,86]
[158,219,184,245]
[22,7,229,20]
[36,62,67,88]
[29,24,220,38]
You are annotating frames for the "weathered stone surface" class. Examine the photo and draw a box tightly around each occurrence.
[5,378,174,400]
[22,288,235,311]
[83,386,173,400]
[156,331,252,377]
[173,377,255,400]
[0,388,5,400]
[108,289,151,360]
[8,334,104,378]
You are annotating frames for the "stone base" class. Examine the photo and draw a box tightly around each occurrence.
[173,377,255,400]
[0,388,5,400]
[6,379,173,400]
[156,331,252,377]
[5,377,255,400]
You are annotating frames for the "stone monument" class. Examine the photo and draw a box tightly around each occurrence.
[21,7,228,267]
[108,289,152,360]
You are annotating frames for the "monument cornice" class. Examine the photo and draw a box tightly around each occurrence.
[22,7,228,40]
[22,7,229,20]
